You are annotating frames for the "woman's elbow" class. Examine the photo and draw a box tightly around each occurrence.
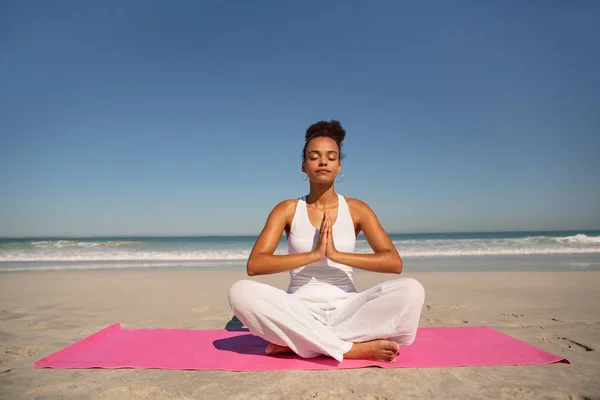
[391,255,403,274]
[246,259,258,276]
[246,258,264,276]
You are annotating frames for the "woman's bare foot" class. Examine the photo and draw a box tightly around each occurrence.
[265,343,293,355]
[344,340,399,362]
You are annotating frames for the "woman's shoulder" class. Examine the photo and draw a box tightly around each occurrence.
[343,196,377,221]
[343,196,371,210]
[269,198,301,217]
[266,198,301,227]
[276,198,301,209]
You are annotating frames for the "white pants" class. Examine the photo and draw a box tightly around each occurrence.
[228,278,425,362]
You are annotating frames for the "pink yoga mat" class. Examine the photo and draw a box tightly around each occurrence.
[34,323,569,371]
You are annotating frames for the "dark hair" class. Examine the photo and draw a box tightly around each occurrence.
[302,120,346,162]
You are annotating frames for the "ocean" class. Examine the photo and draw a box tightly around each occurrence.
[1,230,599,273]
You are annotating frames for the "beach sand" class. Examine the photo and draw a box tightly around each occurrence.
[0,270,599,399]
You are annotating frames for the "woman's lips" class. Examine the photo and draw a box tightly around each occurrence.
[315,170,330,174]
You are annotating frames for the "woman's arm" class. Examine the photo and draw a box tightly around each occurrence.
[327,199,403,274]
[246,200,326,276]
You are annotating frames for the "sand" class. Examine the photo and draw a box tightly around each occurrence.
[0,269,599,399]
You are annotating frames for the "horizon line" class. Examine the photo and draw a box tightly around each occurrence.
[1,228,599,239]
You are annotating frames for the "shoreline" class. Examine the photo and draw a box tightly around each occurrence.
[2,267,600,274]
[2,252,600,273]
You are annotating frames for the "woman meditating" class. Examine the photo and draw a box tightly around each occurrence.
[228,120,425,363]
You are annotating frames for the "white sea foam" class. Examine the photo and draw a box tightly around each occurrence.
[0,250,251,262]
[29,240,143,249]
[1,233,600,262]
[378,247,600,257]
[0,248,290,262]
[550,234,600,243]
[1,232,598,268]
[0,260,245,272]
[359,234,600,258]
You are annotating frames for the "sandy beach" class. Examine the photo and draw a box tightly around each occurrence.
[1,270,599,399]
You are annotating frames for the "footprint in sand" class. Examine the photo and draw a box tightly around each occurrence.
[558,337,594,352]
[499,387,542,399]
[1,346,40,362]
[301,388,357,399]
[504,322,536,328]
[501,387,593,399]
[501,313,525,318]
[424,317,441,326]
[539,333,594,352]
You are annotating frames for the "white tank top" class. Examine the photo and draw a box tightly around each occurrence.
[286,194,357,307]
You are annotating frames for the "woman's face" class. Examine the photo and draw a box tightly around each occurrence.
[302,136,341,183]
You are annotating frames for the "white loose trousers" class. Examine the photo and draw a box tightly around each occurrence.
[228,277,425,362]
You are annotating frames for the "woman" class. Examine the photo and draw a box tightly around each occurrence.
[228,120,425,363]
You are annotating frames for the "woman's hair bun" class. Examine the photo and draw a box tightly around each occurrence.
[305,120,346,145]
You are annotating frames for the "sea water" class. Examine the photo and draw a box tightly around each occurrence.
[1,231,599,273]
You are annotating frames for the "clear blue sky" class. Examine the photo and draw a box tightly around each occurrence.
[1,1,599,236]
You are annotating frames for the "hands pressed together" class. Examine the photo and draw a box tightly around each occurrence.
[313,211,338,261]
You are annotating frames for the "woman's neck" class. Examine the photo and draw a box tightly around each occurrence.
[306,184,337,208]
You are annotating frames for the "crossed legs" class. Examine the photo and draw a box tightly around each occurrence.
[228,278,425,362]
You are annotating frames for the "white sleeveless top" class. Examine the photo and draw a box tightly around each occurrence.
[286,194,357,308]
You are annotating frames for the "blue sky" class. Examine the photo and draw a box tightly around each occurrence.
[1,1,599,236]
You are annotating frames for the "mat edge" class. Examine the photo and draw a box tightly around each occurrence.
[33,322,122,368]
